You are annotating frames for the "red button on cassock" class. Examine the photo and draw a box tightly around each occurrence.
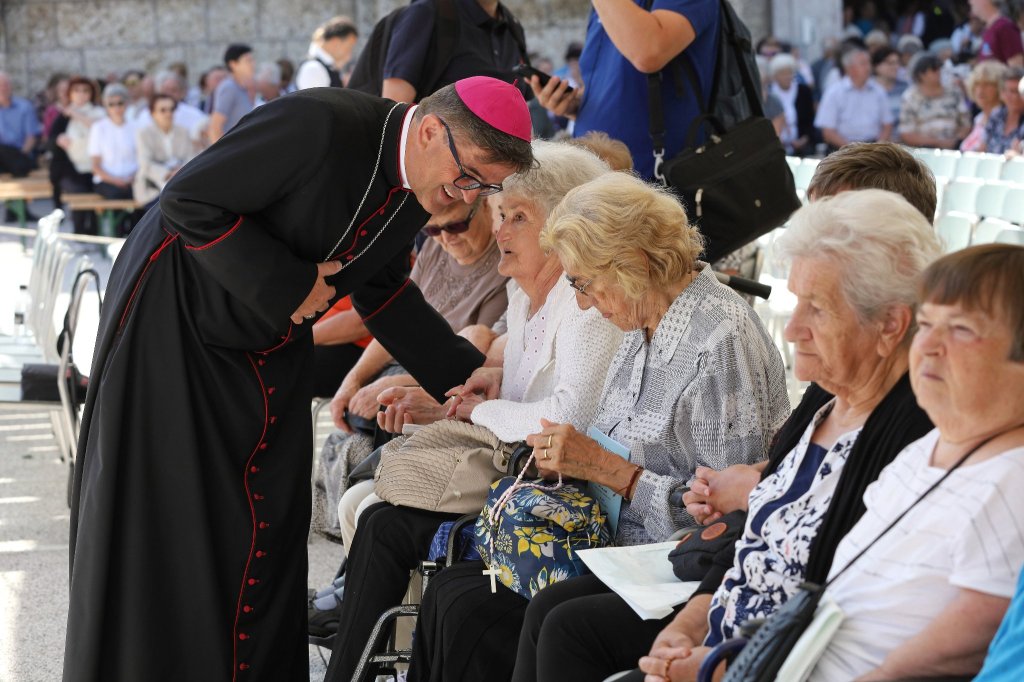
[258,521,269,529]
[269,416,277,424]
[255,550,265,558]
[267,387,276,395]
[239,633,249,640]
[259,443,268,450]
[239,663,249,671]
[250,466,259,474]
[243,605,253,613]
[248,578,258,586]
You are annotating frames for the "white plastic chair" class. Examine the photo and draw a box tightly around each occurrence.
[1002,158,1024,183]
[935,211,976,252]
[919,149,959,179]
[940,178,984,214]
[974,181,1016,217]
[1000,186,1024,225]
[793,159,819,192]
[995,227,1024,245]
[973,217,1015,244]
[955,152,981,179]
[785,156,801,173]
[975,154,1006,181]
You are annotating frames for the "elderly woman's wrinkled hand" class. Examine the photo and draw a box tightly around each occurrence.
[447,366,503,401]
[444,392,485,422]
[685,464,761,523]
[638,644,708,682]
[525,418,610,480]
[330,379,359,432]
[349,375,404,421]
[682,478,719,525]
[376,386,445,434]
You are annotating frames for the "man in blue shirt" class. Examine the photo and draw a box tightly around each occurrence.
[0,71,41,177]
[530,0,719,180]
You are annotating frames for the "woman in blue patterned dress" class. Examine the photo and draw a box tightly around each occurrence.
[633,188,943,682]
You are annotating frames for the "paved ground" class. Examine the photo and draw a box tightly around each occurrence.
[0,217,343,681]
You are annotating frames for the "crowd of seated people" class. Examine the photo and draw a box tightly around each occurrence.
[303,139,1024,682]
[749,0,1024,154]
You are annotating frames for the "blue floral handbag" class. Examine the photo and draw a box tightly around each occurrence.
[474,475,612,599]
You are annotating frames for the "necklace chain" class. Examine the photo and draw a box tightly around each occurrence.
[323,101,404,262]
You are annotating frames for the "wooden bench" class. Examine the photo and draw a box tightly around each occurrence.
[63,193,141,238]
[0,168,50,181]
[0,178,55,228]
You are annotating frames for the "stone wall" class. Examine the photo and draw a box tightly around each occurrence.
[0,0,778,97]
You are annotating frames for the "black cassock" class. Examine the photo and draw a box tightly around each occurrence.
[64,89,484,681]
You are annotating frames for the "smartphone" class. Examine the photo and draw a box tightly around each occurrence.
[512,63,574,93]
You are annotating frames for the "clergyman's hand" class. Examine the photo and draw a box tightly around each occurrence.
[291,261,342,325]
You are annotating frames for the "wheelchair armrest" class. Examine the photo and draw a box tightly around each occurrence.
[697,637,747,682]
[445,513,480,567]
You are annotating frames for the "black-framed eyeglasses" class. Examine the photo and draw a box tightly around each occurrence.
[565,274,593,296]
[423,205,479,237]
[437,117,503,197]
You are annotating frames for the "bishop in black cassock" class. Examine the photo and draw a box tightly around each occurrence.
[63,80,533,681]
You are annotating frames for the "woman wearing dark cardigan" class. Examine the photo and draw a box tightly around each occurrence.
[516,189,942,682]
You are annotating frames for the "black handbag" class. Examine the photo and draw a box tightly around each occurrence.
[711,433,1001,682]
[667,510,745,581]
[646,0,800,264]
[20,362,88,404]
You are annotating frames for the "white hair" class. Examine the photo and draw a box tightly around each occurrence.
[769,53,797,77]
[777,189,942,321]
[502,140,610,215]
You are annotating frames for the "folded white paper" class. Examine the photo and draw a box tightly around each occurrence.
[577,541,701,620]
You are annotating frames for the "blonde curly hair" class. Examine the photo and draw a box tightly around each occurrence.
[540,173,703,299]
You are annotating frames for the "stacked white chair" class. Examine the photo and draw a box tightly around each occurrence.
[974,217,1016,243]
[935,211,976,252]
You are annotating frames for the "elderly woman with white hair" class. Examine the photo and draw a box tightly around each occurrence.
[322,140,624,682]
[630,188,943,682]
[769,53,815,155]
[407,172,790,682]
[88,82,137,202]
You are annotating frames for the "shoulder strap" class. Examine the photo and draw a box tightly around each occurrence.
[505,10,530,66]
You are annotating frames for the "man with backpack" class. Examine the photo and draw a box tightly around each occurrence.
[349,0,529,103]
[531,0,720,180]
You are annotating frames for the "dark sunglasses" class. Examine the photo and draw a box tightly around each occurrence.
[154,106,176,113]
[106,100,126,107]
[423,205,478,237]
[436,117,503,197]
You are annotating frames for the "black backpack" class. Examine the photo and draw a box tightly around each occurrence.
[347,0,528,99]
[646,0,763,132]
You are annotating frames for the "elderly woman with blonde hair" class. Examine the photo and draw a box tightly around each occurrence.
[406,172,790,682]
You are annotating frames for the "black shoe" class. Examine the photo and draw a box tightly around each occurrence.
[308,599,342,637]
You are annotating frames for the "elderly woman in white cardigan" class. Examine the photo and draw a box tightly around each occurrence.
[320,140,624,680]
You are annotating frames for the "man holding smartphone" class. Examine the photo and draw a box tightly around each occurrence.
[531,0,719,180]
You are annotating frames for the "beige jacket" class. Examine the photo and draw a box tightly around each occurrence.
[133,124,195,206]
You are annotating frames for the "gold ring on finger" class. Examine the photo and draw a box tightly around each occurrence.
[547,434,553,449]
